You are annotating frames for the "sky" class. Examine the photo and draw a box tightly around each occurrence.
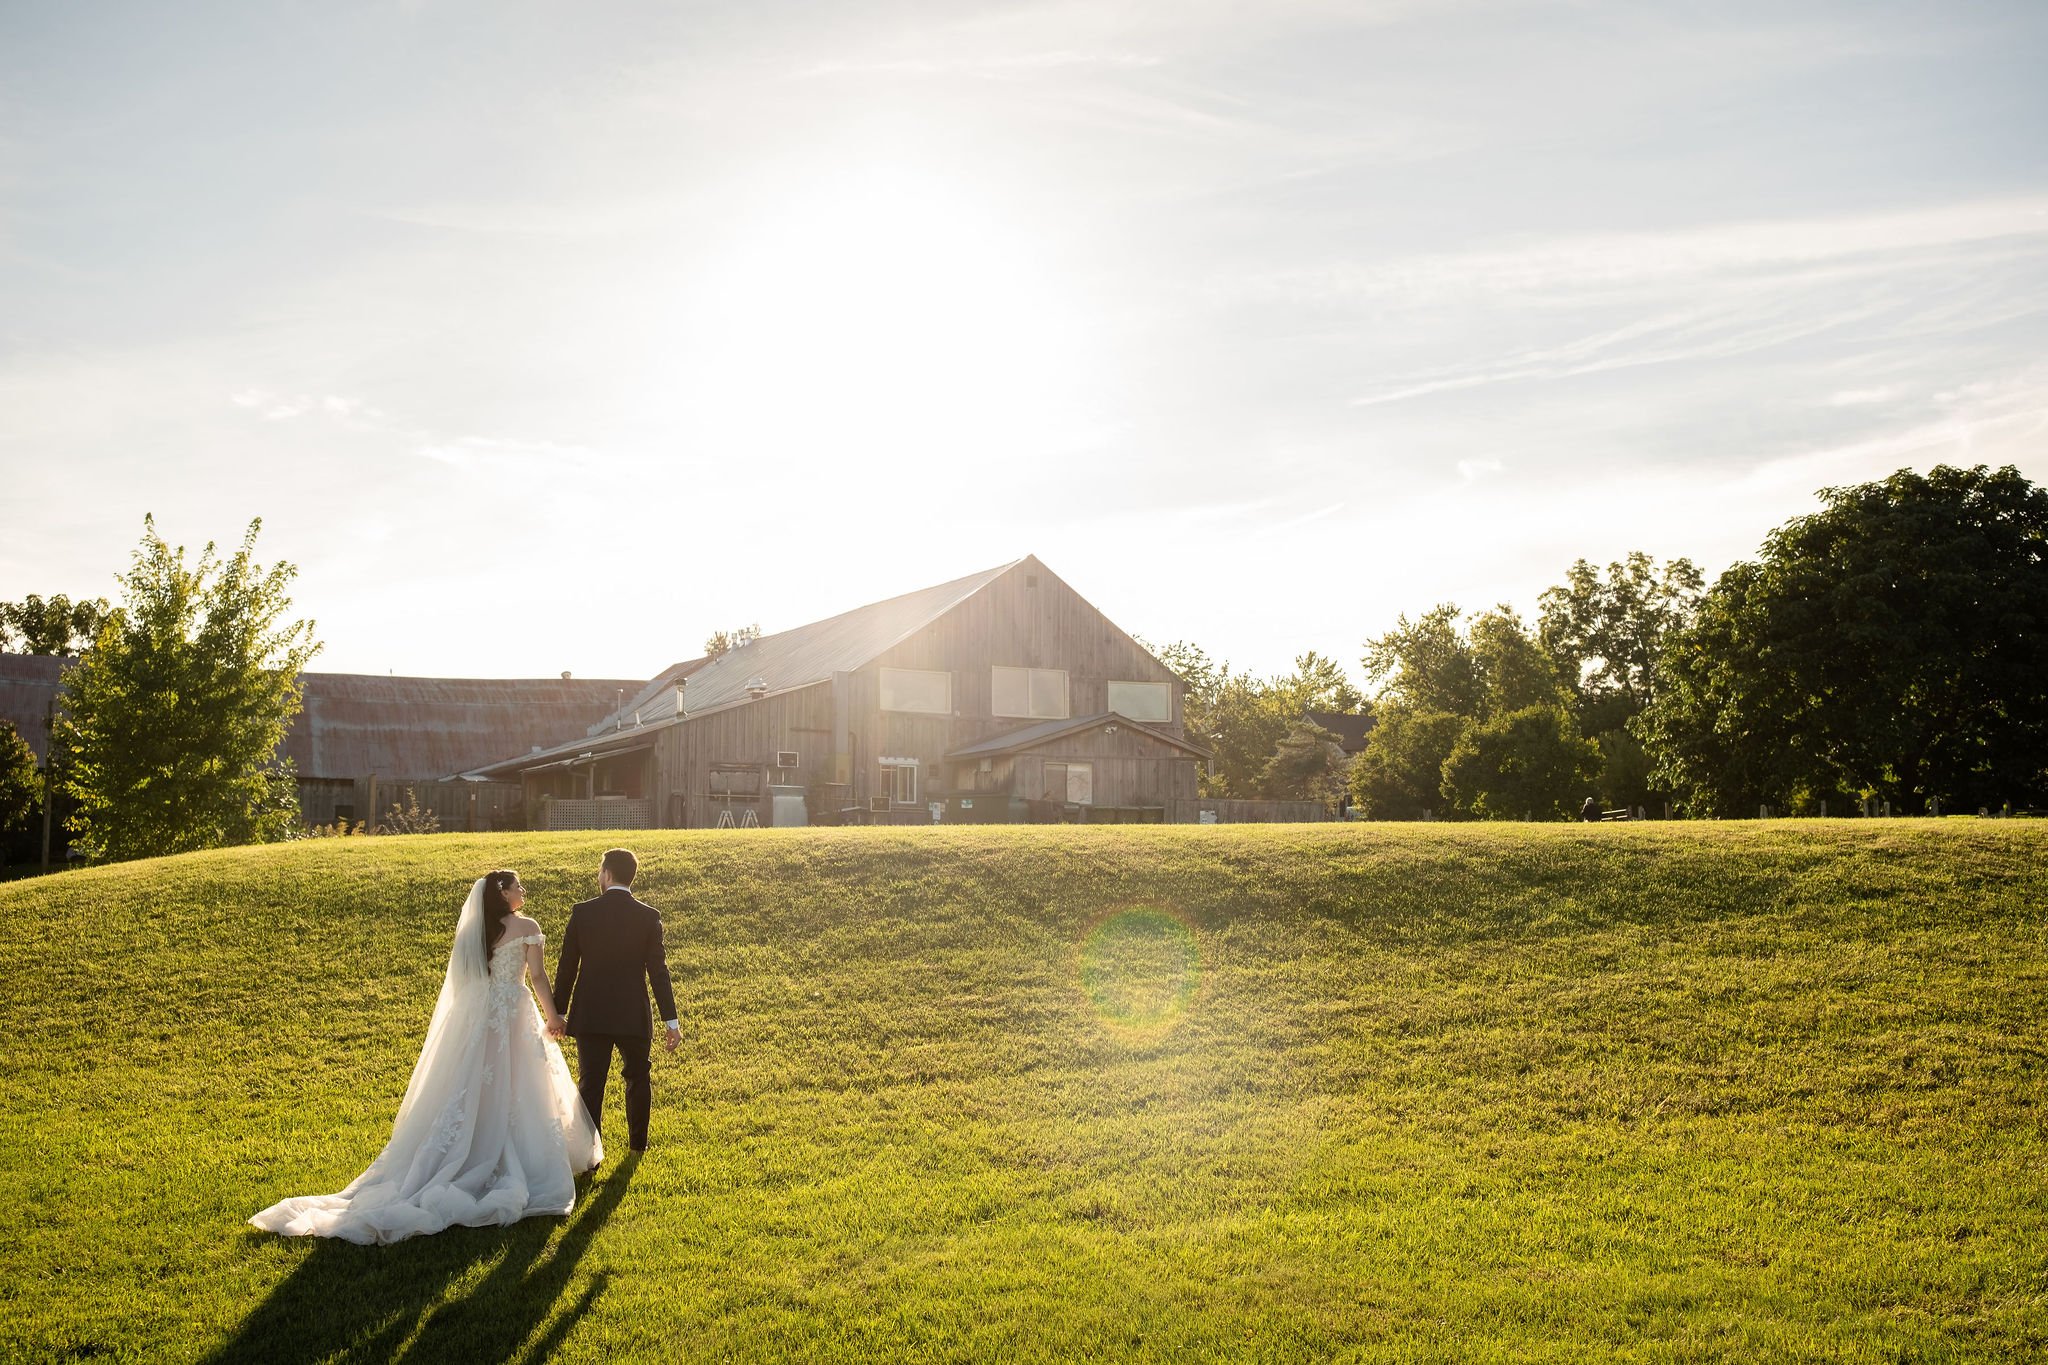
[3,0,2045,685]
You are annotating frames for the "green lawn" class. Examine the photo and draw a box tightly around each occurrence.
[2,822,2045,1362]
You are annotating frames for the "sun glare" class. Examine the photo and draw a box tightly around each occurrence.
[669,164,1098,493]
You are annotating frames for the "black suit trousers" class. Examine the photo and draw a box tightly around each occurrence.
[575,1033,652,1150]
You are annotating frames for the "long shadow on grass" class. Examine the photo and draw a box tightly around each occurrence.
[204,1155,637,1365]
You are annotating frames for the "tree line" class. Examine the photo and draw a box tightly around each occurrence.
[1157,464,2048,820]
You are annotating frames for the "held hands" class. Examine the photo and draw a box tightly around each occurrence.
[664,1021,682,1054]
[546,1014,568,1040]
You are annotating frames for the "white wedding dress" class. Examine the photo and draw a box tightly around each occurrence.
[251,880,603,1244]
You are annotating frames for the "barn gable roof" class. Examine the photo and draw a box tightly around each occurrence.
[465,558,1031,776]
[586,557,1026,732]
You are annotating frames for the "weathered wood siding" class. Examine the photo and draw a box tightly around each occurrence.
[649,683,835,828]
[968,725,1200,808]
[630,560,1197,826]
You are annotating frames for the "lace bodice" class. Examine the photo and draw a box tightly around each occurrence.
[491,932,542,968]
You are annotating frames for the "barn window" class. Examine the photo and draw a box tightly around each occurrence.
[1043,761,1093,804]
[1107,681,1170,722]
[880,667,951,714]
[992,666,1069,719]
[880,757,918,804]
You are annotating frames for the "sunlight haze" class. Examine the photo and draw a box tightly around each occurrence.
[3,0,2044,681]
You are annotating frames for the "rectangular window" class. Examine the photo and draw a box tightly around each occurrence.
[1042,761,1093,804]
[881,758,918,804]
[992,665,1069,719]
[1107,680,1171,722]
[880,667,951,714]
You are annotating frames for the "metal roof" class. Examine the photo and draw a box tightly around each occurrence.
[585,558,1025,732]
[0,654,66,763]
[464,559,1029,778]
[0,654,639,778]
[945,712,1213,760]
[285,673,642,779]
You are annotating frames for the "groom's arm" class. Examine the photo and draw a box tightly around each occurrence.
[555,909,582,1020]
[646,914,679,1033]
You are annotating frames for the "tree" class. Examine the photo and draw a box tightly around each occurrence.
[1638,465,2048,814]
[1142,640,1367,798]
[1441,703,1600,820]
[1539,553,1703,736]
[702,623,761,658]
[0,594,109,655]
[0,721,37,847]
[1538,553,1703,808]
[1362,605,1481,715]
[55,517,321,861]
[1355,605,1592,819]
[1259,719,1349,806]
[1349,703,1466,819]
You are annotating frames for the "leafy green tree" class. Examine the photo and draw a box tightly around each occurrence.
[1356,605,1592,819]
[1540,553,1703,738]
[1362,604,1481,715]
[1349,703,1466,818]
[1470,607,1571,715]
[0,721,37,846]
[1441,703,1600,820]
[1144,641,1367,798]
[1538,553,1703,807]
[0,594,109,655]
[56,517,321,861]
[1639,465,2048,814]
[1258,719,1349,806]
[1276,650,1365,715]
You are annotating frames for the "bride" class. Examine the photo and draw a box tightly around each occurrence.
[251,871,603,1244]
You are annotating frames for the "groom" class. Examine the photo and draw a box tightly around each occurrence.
[553,848,681,1155]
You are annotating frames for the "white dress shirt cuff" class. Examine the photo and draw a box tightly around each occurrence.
[663,1019,680,1030]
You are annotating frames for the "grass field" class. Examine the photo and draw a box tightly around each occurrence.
[2,822,2045,1362]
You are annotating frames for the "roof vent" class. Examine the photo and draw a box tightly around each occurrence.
[561,670,571,679]
[746,676,769,699]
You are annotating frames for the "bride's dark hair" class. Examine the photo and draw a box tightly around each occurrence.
[480,870,520,955]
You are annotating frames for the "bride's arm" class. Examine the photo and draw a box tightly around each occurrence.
[525,939,566,1034]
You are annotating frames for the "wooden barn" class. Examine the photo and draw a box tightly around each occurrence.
[468,556,1213,829]
[0,655,636,833]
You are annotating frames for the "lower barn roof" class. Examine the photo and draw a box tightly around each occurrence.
[0,654,640,779]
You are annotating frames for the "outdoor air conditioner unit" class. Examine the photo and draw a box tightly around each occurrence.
[868,795,892,813]
[776,751,799,769]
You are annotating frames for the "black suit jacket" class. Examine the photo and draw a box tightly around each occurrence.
[555,887,678,1039]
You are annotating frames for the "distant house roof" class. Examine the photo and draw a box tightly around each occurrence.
[0,653,639,779]
[945,712,1212,761]
[0,654,67,763]
[1306,709,1375,755]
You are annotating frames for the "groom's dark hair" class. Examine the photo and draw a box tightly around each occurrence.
[602,848,637,887]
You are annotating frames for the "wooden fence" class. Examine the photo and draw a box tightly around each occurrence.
[536,797,656,831]
[298,778,526,832]
[1169,798,1328,824]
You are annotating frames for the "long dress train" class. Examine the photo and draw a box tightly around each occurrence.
[251,885,601,1245]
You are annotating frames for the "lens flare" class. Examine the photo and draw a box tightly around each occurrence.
[1077,906,1203,1040]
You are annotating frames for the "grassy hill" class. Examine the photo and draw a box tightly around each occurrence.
[2,822,2044,1362]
